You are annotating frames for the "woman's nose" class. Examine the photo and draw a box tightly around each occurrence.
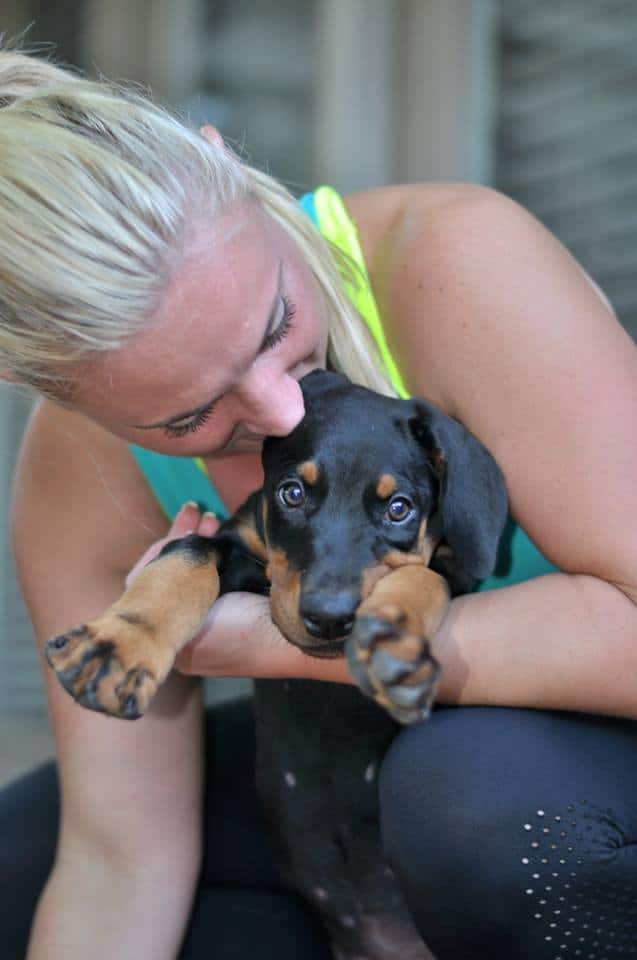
[240,372,305,436]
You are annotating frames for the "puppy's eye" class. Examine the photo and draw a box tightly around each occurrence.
[277,479,306,509]
[385,496,413,523]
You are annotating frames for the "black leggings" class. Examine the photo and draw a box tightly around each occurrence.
[2,700,637,959]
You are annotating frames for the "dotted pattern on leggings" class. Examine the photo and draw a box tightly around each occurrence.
[520,801,637,958]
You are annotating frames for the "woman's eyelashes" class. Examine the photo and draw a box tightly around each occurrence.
[263,294,296,350]
[162,294,297,439]
[162,399,217,438]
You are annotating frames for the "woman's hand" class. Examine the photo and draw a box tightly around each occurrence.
[125,501,220,587]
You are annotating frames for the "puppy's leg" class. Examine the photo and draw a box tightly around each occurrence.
[45,535,220,719]
[346,560,450,725]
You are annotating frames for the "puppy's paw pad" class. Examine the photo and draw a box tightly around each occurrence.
[45,625,111,676]
[347,614,402,656]
[45,626,156,719]
[346,615,440,726]
[114,668,157,720]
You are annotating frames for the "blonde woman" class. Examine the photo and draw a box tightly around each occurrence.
[1,49,636,960]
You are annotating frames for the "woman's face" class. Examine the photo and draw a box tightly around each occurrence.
[76,202,329,457]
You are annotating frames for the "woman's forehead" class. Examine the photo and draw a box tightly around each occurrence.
[77,207,285,414]
[175,198,264,268]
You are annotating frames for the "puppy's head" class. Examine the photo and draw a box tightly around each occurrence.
[260,370,507,656]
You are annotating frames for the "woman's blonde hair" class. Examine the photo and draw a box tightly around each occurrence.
[0,47,395,401]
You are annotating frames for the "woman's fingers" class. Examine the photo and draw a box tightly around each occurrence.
[169,500,205,537]
[125,502,219,587]
[196,509,219,538]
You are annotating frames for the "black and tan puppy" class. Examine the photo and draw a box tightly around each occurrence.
[46,369,508,960]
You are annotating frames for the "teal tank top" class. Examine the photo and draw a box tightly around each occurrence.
[130,188,557,592]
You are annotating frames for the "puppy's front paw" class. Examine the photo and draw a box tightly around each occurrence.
[346,608,441,725]
[45,620,161,719]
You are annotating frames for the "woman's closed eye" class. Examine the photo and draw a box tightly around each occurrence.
[162,398,217,438]
[262,294,296,350]
[162,294,297,439]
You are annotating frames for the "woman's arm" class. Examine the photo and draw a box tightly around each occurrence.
[371,183,637,717]
[12,401,204,960]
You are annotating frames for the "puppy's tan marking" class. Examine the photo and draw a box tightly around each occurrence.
[429,449,447,476]
[262,499,269,553]
[416,518,440,565]
[47,550,222,717]
[416,518,428,554]
[267,549,305,644]
[376,473,397,499]
[358,565,450,645]
[381,550,427,569]
[359,534,440,609]
[360,562,392,600]
[237,520,268,562]
[298,460,320,486]
[120,553,218,635]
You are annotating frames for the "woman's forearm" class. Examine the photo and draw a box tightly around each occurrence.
[306,573,637,719]
[432,572,637,717]
[28,846,197,960]
[177,572,637,719]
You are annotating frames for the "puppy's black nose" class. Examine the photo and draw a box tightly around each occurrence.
[300,591,358,640]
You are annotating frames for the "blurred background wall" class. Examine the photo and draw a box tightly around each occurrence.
[1,0,635,778]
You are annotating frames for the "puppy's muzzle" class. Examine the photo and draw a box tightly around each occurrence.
[300,589,358,641]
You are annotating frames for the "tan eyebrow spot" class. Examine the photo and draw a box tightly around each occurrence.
[298,460,320,486]
[376,473,397,499]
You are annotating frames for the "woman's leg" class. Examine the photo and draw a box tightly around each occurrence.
[0,698,331,960]
[0,761,60,959]
[380,706,637,960]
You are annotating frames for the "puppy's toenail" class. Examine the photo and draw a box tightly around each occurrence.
[122,695,140,720]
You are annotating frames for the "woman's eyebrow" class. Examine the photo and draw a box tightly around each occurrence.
[131,261,283,430]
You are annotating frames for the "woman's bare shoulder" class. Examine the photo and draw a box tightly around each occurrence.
[344,182,503,408]
[349,184,637,589]
[344,182,489,277]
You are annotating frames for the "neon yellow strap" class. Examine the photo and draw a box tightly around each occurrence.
[313,185,410,399]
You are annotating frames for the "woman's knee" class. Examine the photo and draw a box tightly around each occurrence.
[379,707,637,959]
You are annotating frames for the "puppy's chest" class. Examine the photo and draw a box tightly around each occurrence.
[252,680,431,960]
[253,678,397,828]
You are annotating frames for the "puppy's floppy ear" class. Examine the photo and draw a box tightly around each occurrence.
[409,400,508,581]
